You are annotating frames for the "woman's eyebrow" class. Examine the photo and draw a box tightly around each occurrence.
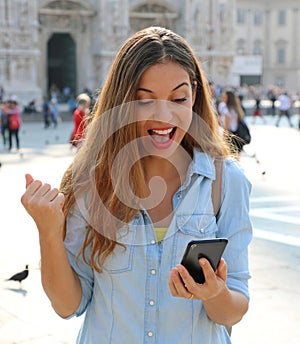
[137,82,189,93]
[137,87,153,93]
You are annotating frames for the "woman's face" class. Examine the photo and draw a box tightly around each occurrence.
[135,61,196,157]
[222,93,228,103]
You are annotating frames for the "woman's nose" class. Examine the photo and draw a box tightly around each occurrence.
[154,100,173,122]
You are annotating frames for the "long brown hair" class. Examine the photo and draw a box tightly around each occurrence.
[60,26,230,271]
[225,90,245,120]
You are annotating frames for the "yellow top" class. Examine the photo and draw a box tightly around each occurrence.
[154,227,168,243]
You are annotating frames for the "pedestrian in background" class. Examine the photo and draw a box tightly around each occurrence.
[42,96,50,129]
[0,100,9,148]
[267,88,277,116]
[218,90,248,157]
[49,98,59,128]
[5,98,21,151]
[21,26,252,344]
[70,93,91,149]
[252,95,266,124]
[0,100,4,167]
[276,91,293,127]
[0,85,4,101]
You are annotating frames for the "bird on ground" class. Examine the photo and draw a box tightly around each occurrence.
[5,265,29,289]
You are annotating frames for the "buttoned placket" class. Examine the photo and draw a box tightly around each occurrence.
[142,210,159,343]
[141,173,200,343]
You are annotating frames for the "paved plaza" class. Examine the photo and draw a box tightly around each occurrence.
[0,114,299,343]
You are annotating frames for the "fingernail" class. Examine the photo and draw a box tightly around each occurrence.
[200,258,206,265]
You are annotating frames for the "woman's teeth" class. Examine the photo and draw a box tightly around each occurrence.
[151,128,173,135]
[148,127,176,138]
[147,127,177,147]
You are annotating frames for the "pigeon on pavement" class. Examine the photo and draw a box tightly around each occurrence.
[5,265,29,288]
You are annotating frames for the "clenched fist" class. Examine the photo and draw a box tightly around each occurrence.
[21,174,65,240]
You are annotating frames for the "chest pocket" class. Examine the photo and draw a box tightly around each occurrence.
[177,214,217,237]
[171,214,218,267]
[102,226,136,273]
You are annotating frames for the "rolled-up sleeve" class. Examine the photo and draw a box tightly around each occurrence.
[216,159,253,300]
[63,205,94,318]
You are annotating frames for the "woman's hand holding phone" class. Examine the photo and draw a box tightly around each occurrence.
[168,239,228,301]
[168,257,228,301]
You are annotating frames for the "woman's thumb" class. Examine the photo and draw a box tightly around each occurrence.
[25,174,34,188]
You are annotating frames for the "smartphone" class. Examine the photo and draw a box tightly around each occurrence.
[180,238,228,284]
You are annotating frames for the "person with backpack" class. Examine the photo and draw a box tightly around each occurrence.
[218,90,251,158]
[1,100,9,147]
[5,98,21,151]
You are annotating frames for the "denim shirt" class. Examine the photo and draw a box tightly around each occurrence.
[64,150,252,344]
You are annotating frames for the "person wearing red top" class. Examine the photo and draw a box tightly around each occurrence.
[5,98,22,151]
[70,93,91,148]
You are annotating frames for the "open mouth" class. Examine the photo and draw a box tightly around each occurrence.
[147,127,177,148]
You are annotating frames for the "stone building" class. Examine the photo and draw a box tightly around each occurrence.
[234,0,300,92]
[0,0,236,105]
[0,0,299,105]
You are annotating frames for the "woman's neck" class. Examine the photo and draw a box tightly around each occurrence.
[141,153,191,226]
[143,151,191,184]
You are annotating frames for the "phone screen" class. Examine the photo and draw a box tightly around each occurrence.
[180,238,228,284]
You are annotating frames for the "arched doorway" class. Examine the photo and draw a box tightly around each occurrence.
[47,33,76,99]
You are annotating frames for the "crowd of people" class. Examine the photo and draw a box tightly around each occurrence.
[0,87,96,168]
[1,75,299,169]
[210,83,300,132]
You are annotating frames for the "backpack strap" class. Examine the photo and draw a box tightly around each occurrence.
[212,158,233,337]
[212,158,223,217]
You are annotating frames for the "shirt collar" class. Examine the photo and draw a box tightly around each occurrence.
[186,149,215,181]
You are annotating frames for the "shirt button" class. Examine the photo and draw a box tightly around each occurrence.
[199,228,205,233]
[150,269,156,275]
[177,193,181,199]
[147,331,154,337]
[149,300,155,306]
[150,239,156,245]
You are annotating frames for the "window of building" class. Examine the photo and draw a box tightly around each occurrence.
[236,39,246,54]
[278,10,286,25]
[275,76,285,87]
[253,40,262,55]
[237,8,246,24]
[277,47,286,64]
[240,75,261,86]
[253,10,263,25]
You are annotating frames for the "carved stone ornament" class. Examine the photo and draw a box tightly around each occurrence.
[48,0,83,11]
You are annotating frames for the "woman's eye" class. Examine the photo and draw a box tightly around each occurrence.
[173,97,187,103]
[137,100,153,106]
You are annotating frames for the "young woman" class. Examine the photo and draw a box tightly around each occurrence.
[21,27,252,343]
[218,90,248,156]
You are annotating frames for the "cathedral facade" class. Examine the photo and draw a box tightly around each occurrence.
[0,0,236,104]
[0,0,299,105]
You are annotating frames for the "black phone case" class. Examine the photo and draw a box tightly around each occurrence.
[180,238,228,284]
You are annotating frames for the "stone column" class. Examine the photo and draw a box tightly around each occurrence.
[292,8,300,91]
[263,8,271,86]
[292,8,299,66]
[0,0,6,24]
